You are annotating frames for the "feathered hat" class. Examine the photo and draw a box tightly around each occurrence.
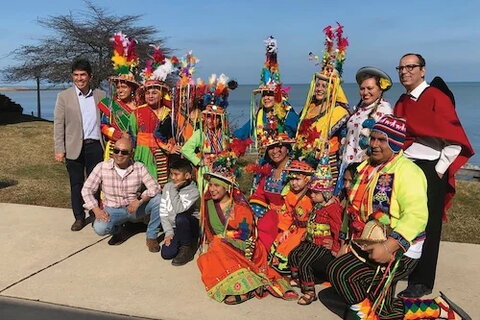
[176,50,199,87]
[287,141,322,175]
[204,138,252,186]
[297,23,349,157]
[195,74,237,115]
[110,32,139,87]
[309,23,349,81]
[140,45,175,90]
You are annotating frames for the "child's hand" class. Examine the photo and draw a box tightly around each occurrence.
[164,235,174,246]
[323,238,333,250]
[279,230,290,243]
[169,144,181,155]
[336,243,349,258]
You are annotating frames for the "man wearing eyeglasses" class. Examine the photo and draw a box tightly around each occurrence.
[81,137,161,245]
[394,53,474,298]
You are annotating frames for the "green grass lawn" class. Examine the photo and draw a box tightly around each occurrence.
[1,116,478,243]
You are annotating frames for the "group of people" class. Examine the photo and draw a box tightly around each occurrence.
[53,25,474,319]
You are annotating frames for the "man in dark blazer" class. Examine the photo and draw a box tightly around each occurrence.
[54,58,106,231]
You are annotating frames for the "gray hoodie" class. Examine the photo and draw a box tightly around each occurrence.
[159,180,199,237]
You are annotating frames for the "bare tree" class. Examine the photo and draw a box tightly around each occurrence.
[2,1,171,116]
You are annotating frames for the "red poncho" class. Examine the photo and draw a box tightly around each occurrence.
[394,86,474,219]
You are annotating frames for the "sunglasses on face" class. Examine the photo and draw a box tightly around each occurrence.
[262,91,275,97]
[112,148,131,155]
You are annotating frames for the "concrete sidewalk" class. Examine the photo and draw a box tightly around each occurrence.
[0,203,478,320]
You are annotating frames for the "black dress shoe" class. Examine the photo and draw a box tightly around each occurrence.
[107,226,131,245]
[172,245,195,266]
[397,284,432,298]
[71,219,85,231]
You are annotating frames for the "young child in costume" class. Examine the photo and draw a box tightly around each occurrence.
[268,160,314,274]
[288,160,343,305]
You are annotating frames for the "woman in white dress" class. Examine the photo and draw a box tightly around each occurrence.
[342,67,393,166]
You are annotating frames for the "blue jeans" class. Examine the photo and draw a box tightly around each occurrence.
[93,194,161,239]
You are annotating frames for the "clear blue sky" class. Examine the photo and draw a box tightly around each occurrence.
[1,0,479,85]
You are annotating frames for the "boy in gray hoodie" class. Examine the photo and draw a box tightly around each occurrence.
[146,159,200,266]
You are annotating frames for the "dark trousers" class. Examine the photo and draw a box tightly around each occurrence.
[289,241,334,291]
[161,213,199,259]
[326,252,418,320]
[65,141,103,220]
[408,159,447,289]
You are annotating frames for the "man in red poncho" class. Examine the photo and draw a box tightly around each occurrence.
[394,53,474,298]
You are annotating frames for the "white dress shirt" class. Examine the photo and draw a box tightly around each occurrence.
[75,86,100,140]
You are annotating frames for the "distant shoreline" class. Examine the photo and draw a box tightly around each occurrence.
[0,87,66,92]
[1,81,480,92]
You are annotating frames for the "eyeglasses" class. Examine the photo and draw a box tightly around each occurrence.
[112,148,131,155]
[395,64,423,72]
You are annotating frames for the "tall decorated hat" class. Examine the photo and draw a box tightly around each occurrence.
[253,36,281,97]
[252,36,293,107]
[176,50,199,87]
[251,36,295,148]
[302,23,349,110]
[139,45,177,107]
[308,156,334,193]
[140,45,175,90]
[110,32,139,87]
[195,74,237,115]
[204,138,252,187]
[312,23,349,82]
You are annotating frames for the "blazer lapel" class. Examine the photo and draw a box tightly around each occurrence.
[69,86,83,125]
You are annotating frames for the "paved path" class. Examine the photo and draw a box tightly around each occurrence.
[1,203,478,320]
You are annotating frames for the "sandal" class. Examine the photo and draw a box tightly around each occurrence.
[438,291,472,320]
[254,286,268,299]
[224,291,255,305]
[283,290,299,301]
[297,291,317,306]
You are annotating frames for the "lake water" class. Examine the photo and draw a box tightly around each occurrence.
[1,82,479,165]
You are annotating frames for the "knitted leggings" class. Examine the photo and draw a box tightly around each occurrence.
[327,252,417,320]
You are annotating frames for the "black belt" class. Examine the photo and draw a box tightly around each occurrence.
[83,139,99,145]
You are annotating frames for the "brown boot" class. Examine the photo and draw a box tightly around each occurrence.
[71,219,85,231]
[172,245,195,266]
[146,238,160,253]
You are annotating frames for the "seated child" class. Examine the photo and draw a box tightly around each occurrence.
[146,159,200,266]
[268,160,314,274]
[288,164,343,305]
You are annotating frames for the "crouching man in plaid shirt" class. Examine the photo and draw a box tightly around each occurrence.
[82,137,161,245]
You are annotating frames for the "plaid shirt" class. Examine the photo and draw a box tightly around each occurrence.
[82,159,160,210]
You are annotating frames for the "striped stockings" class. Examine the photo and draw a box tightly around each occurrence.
[327,252,417,320]
[289,242,334,292]
[154,149,169,187]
